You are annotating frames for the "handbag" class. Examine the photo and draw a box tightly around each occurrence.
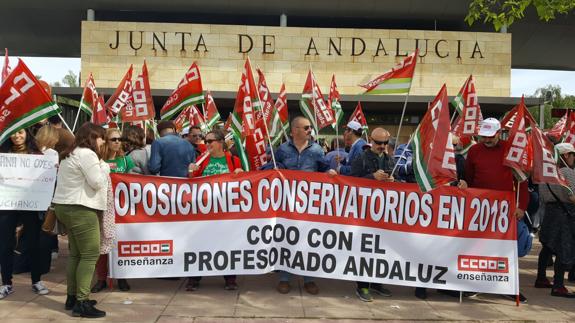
[546,183,575,219]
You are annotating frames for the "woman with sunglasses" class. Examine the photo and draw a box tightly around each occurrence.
[91,128,134,293]
[188,129,243,291]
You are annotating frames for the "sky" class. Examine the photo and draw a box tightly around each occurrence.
[9,56,575,98]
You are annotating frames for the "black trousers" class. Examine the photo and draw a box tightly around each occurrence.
[0,211,43,285]
[537,245,566,289]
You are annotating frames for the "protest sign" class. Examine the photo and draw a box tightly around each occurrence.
[0,153,58,210]
[110,170,518,294]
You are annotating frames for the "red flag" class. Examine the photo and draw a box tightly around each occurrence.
[92,95,108,126]
[530,119,569,186]
[329,75,344,127]
[2,48,11,84]
[503,103,532,182]
[230,58,259,138]
[501,96,536,130]
[563,113,575,145]
[275,83,289,127]
[173,106,191,133]
[203,91,221,129]
[245,118,268,171]
[0,59,61,144]
[128,61,155,121]
[161,62,204,120]
[299,70,334,132]
[79,73,100,116]
[412,84,457,192]
[106,65,133,116]
[189,105,208,132]
[256,68,274,125]
[546,110,569,142]
[348,102,368,131]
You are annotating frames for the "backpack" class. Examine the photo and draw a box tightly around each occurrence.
[517,218,533,257]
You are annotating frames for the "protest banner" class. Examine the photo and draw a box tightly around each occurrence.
[0,153,58,210]
[109,170,518,295]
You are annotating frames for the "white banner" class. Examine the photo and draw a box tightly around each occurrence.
[109,172,519,295]
[0,153,58,210]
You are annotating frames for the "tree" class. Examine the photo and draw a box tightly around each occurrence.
[466,0,575,31]
[528,84,575,129]
[61,70,79,87]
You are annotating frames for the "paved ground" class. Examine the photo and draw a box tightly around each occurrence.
[1,240,574,322]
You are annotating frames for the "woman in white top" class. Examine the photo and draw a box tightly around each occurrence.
[52,123,109,318]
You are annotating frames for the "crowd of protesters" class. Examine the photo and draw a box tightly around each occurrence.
[1,113,575,319]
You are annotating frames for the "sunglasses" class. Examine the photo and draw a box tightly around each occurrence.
[109,138,122,142]
[205,139,222,144]
[372,139,389,146]
[298,125,312,131]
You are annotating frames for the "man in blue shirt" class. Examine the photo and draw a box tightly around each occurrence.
[148,121,196,178]
[337,121,367,175]
[274,116,337,295]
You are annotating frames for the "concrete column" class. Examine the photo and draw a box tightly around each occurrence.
[87,9,95,21]
[280,13,287,27]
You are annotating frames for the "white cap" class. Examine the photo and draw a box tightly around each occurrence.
[556,143,575,155]
[478,118,501,137]
[347,120,362,132]
[181,126,190,136]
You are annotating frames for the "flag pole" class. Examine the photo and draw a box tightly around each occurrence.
[71,105,82,132]
[394,89,411,145]
[52,95,73,132]
[254,63,278,169]
[515,180,520,307]
[310,64,319,137]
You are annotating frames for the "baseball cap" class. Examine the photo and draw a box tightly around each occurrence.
[556,143,575,155]
[181,126,190,136]
[478,118,501,137]
[346,120,362,132]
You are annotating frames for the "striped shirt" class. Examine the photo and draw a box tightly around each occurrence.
[539,167,575,203]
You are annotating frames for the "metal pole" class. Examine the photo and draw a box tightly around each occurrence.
[394,90,411,145]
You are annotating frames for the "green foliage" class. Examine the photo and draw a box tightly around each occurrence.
[528,84,575,129]
[61,70,79,87]
[466,0,575,31]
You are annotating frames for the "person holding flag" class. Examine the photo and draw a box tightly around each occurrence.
[349,127,394,301]
[464,117,529,303]
[535,143,575,298]
[337,121,367,175]
[274,116,337,295]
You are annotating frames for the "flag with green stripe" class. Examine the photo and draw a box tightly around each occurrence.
[160,62,204,120]
[203,91,220,130]
[360,49,418,95]
[329,75,344,129]
[412,84,457,192]
[300,70,334,134]
[0,59,61,144]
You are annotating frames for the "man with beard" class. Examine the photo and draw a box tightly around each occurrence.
[465,117,529,303]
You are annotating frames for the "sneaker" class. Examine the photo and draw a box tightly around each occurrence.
[437,289,461,298]
[503,293,527,303]
[0,285,14,299]
[414,287,427,300]
[303,281,319,295]
[277,281,290,294]
[356,288,373,302]
[65,295,98,311]
[185,278,200,291]
[369,284,392,297]
[463,292,479,298]
[551,287,575,298]
[534,278,553,288]
[32,281,50,295]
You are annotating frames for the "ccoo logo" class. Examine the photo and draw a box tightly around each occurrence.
[118,240,173,257]
[457,255,508,273]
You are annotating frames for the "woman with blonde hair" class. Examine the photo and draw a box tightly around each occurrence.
[91,128,134,293]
